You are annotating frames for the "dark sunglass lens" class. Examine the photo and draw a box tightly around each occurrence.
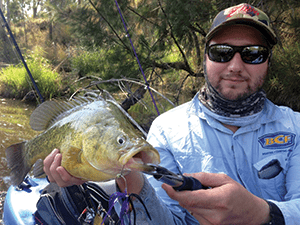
[242,46,269,64]
[208,45,234,62]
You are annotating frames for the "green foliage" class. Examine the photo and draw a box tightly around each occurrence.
[265,42,300,110]
[0,0,300,113]
[71,48,105,77]
[71,46,140,81]
[0,53,61,99]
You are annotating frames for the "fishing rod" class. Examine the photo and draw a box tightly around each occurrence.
[0,7,44,103]
[114,0,160,116]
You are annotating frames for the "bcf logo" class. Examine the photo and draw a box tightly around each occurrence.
[258,132,295,149]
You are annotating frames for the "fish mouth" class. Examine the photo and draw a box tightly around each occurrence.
[121,146,160,172]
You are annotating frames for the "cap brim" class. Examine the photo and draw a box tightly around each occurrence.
[206,18,277,46]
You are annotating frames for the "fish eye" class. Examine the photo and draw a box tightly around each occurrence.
[117,136,126,145]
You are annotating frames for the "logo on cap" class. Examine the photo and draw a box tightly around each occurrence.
[226,4,259,18]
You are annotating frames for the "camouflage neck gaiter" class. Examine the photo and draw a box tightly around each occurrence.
[198,84,266,118]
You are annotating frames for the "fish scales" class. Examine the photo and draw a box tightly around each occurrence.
[5,95,160,186]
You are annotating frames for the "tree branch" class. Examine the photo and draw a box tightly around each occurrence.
[88,0,132,54]
[126,6,158,27]
[191,30,202,67]
[191,23,207,37]
[121,85,147,111]
[157,0,195,76]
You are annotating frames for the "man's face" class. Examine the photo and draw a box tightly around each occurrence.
[206,25,269,101]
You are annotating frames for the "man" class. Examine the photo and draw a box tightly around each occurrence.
[44,3,299,224]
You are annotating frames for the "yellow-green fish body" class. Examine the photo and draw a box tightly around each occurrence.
[6,95,160,186]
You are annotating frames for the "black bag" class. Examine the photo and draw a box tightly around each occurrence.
[34,182,120,225]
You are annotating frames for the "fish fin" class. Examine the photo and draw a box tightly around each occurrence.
[5,142,32,186]
[32,159,45,177]
[29,97,96,131]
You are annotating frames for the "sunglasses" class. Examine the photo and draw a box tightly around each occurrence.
[206,44,270,64]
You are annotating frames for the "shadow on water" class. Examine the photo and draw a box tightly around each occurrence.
[0,98,39,191]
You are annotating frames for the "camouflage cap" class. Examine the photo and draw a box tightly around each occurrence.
[206,3,277,46]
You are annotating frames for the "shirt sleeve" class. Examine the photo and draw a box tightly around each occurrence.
[128,119,199,225]
[129,175,175,224]
[270,139,300,225]
[130,174,199,225]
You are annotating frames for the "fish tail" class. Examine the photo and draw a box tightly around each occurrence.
[5,142,32,186]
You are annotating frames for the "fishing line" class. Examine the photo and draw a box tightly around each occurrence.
[0,8,44,103]
[0,20,39,103]
[114,0,160,115]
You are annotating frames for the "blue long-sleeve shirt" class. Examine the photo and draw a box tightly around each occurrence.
[130,93,300,224]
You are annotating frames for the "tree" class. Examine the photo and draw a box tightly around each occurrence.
[53,0,299,107]
[50,0,214,104]
[2,0,300,111]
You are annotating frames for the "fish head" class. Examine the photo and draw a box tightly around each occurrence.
[81,123,160,177]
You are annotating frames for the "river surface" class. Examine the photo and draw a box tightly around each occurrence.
[0,98,39,192]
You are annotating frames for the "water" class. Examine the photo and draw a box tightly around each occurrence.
[0,98,39,223]
[0,98,39,191]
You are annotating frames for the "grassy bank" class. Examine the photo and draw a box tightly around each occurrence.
[0,52,62,102]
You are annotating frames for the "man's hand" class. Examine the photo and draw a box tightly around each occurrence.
[162,172,271,225]
[116,170,145,195]
[43,149,86,187]
[44,148,145,193]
